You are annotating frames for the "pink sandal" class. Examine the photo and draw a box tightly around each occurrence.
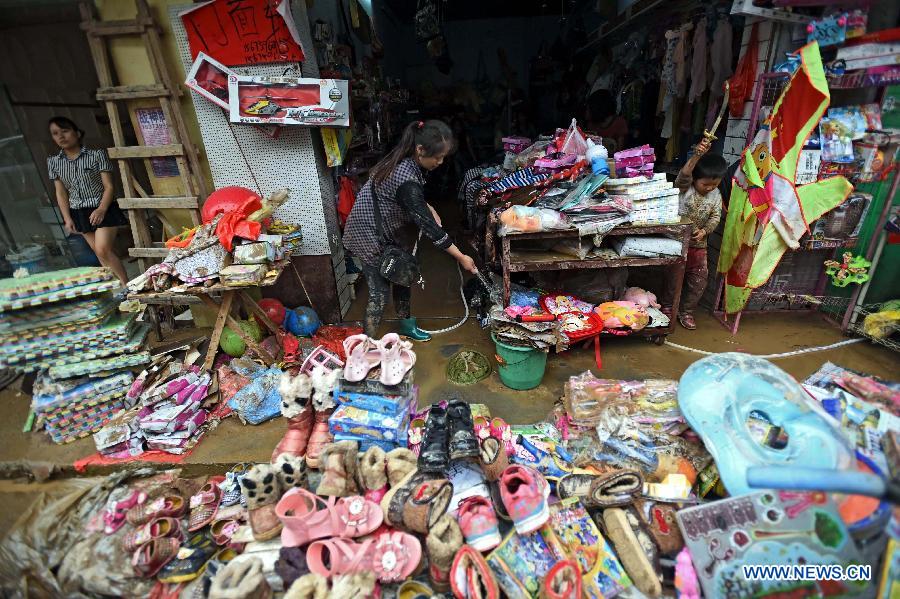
[275,488,383,548]
[103,489,147,534]
[378,334,415,386]
[490,417,515,457]
[307,530,421,583]
[343,335,380,382]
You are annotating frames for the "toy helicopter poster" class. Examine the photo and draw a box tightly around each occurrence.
[228,75,350,127]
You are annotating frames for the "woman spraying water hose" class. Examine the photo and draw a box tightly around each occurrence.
[343,120,477,341]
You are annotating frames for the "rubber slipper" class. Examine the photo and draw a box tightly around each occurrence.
[307,530,421,583]
[122,516,184,552]
[379,333,416,386]
[127,494,186,526]
[132,537,181,578]
[157,530,219,584]
[276,487,383,548]
[342,334,380,382]
[189,482,223,532]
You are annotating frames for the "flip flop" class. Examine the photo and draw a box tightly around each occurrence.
[379,333,415,386]
[342,335,380,382]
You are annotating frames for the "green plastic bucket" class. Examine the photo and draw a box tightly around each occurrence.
[491,334,548,390]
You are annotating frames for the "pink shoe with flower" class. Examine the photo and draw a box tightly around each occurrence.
[473,416,491,444]
[489,417,515,457]
[456,496,501,552]
[499,465,550,535]
[408,417,426,457]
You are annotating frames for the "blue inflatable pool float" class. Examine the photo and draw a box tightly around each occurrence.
[678,352,855,496]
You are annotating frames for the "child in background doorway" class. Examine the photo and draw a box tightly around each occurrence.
[663,139,727,329]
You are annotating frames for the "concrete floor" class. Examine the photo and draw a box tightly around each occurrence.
[0,200,898,481]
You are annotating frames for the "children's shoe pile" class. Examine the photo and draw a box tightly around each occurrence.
[606,173,681,225]
[331,333,417,452]
[31,371,135,444]
[0,267,149,374]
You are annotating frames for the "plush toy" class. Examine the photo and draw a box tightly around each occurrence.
[824,252,871,287]
[594,301,650,331]
[622,287,661,310]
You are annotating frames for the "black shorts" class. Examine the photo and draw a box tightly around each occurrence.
[71,203,128,233]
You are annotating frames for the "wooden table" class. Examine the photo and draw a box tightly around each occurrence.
[130,263,286,370]
[500,219,693,341]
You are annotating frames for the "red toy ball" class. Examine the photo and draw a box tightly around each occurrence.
[256,298,287,327]
[201,186,261,223]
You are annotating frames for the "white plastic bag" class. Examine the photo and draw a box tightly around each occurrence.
[560,118,588,158]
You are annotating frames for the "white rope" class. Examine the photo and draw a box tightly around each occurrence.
[419,261,470,335]
[664,337,865,359]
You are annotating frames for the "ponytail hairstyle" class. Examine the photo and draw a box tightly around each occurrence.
[48,116,85,146]
[370,119,455,183]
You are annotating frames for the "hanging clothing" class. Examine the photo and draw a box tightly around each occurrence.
[674,26,690,98]
[709,17,734,97]
[688,17,708,103]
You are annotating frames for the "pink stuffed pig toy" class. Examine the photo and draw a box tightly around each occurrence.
[623,287,661,310]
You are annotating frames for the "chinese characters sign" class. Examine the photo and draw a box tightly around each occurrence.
[180,0,305,66]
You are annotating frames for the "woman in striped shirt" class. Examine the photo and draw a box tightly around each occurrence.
[48,116,128,285]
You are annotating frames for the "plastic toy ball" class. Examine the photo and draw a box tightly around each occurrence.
[284,306,321,337]
[219,319,265,357]
[257,298,287,326]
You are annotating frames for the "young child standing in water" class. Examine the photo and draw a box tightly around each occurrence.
[664,140,728,329]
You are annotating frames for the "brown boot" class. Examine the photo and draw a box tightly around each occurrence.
[358,446,388,503]
[381,470,453,534]
[385,448,417,488]
[426,514,463,592]
[315,441,360,497]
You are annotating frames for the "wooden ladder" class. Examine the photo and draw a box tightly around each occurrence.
[79,0,208,271]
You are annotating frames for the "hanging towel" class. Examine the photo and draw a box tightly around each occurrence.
[688,18,708,103]
[709,17,734,97]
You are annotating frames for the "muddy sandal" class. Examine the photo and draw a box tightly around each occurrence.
[189,481,223,532]
[122,516,184,552]
[132,537,181,578]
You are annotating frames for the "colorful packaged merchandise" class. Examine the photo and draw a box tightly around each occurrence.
[487,526,568,599]
[334,385,418,415]
[329,398,413,443]
[547,499,633,597]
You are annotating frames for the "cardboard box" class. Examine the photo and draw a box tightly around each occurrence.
[228,75,350,127]
[185,52,234,110]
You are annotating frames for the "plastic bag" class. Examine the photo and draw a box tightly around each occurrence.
[227,367,283,425]
[559,118,588,157]
[498,206,568,235]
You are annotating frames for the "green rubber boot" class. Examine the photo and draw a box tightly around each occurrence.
[399,317,432,342]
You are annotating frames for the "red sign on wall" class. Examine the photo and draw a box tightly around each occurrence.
[180,0,305,66]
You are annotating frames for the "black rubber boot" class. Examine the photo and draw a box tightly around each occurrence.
[447,400,479,461]
[418,405,449,473]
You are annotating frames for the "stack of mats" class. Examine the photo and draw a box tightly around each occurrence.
[0,267,150,374]
[330,369,417,452]
[32,372,134,444]
[606,173,681,225]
